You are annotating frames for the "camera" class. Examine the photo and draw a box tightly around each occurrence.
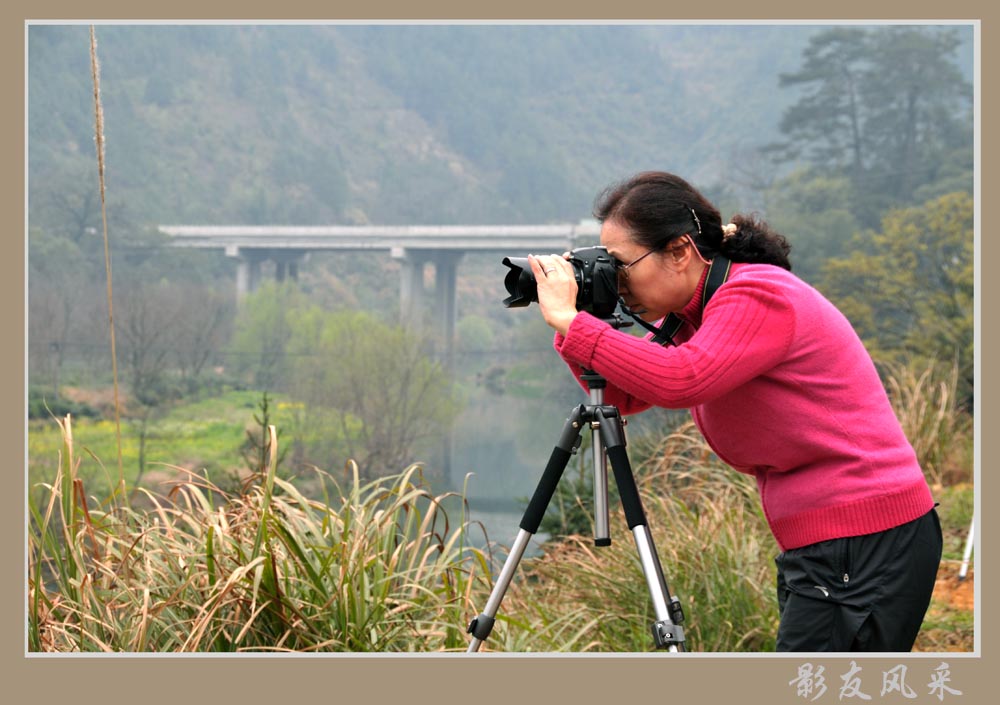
[502,246,620,319]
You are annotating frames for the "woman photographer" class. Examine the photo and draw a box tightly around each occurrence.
[527,171,941,652]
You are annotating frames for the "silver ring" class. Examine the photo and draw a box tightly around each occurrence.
[544,268,556,274]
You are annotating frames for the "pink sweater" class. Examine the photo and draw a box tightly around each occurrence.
[553,262,934,551]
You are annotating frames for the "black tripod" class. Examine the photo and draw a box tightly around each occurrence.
[466,370,687,652]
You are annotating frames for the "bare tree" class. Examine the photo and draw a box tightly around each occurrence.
[114,279,185,485]
[171,286,234,380]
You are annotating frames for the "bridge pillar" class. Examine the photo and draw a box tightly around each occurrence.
[229,248,305,301]
[392,249,464,362]
[233,251,264,300]
[392,248,462,484]
[431,250,464,370]
[273,250,306,283]
[434,251,463,489]
[393,248,431,330]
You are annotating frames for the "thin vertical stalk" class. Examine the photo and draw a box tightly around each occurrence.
[251,425,279,560]
[89,26,125,496]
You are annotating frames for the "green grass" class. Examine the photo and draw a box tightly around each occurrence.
[935,483,974,561]
[28,390,297,500]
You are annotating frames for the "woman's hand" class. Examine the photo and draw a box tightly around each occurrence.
[528,253,579,335]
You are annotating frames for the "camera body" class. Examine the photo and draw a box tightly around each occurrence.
[502,246,620,319]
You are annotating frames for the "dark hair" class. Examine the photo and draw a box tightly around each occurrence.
[593,171,792,271]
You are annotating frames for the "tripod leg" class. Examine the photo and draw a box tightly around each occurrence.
[959,514,974,581]
[596,407,687,652]
[466,529,532,652]
[467,406,585,652]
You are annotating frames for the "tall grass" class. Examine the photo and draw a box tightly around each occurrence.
[484,422,780,652]
[883,356,973,488]
[89,26,125,491]
[29,406,971,652]
[28,415,490,652]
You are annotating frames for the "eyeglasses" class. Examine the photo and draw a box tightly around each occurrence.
[616,236,700,287]
[616,248,658,285]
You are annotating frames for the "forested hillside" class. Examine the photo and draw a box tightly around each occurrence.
[28,24,819,231]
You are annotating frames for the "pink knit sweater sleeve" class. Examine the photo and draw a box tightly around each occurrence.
[553,274,796,410]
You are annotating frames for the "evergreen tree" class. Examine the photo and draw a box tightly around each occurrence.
[770,26,972,228]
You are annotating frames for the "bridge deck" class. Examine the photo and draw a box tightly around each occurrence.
[158,223,602,252]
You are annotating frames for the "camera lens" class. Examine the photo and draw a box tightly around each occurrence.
[501,247,620,319]
[501,257,536,308]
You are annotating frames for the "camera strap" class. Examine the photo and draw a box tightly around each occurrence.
[624,255,732,347]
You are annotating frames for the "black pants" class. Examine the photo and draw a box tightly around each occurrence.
[774,508,942,652]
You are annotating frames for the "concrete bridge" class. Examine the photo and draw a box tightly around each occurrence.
[158,222,601,362]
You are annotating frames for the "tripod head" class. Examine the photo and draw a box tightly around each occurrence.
[597,313,634,331]
[580,368,607,390]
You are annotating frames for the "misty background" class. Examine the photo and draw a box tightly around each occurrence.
[27,23,975,544]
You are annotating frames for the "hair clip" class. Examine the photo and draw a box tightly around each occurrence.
[690,208,702,236]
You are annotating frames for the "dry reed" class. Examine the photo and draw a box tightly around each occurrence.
[28,415,490,652]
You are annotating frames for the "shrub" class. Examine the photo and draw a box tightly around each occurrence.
[28,387,98,420]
